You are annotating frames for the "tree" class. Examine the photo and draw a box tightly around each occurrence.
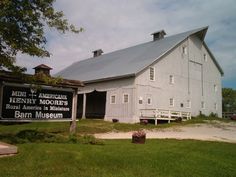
[0,0,83,73]
[222,88,236,112]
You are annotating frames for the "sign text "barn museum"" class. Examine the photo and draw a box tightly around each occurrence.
[1,85,73,120]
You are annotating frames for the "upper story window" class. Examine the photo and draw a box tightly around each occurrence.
[147,98,152,105]
[182,46,187,55]
[214,85,217,92]
[149,67,155,81]
[139,97,143,104]
[123,94,129,103]
[214,103,218,110]
[203,54,207,62]
[201,101,205,109]
[170,98,174,107]
[186,100,191,108]
[169,75,174,84]
[110,95,116,104]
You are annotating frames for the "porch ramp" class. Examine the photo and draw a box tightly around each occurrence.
[140,109,191,125]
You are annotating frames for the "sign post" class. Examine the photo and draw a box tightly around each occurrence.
[70,88,78,134]
[0,82,3,118]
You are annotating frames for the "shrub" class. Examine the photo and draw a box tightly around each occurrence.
[68,134,78,143]
[230,114,236,121]
[209,112,218,118]
[81,135,104,145]
[0,130,68,144]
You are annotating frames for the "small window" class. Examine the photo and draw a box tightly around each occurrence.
[149,67,155,81]
[214,85,217,92]
[214,103,218,110]
[180,103,184,108]
[169,75,174,84]
[123,94,129,103]
[139,97,143,104]
[110,95,116,104]
[186,100,191,108]
[203,54,207,62]
[182,46,187,55]
[170,98,174,107]
[201,101,205,109]
[147,98,152,105]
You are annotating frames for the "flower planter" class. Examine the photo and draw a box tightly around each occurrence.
[132,130,146,144]
[112,119,119,123]
[140,119,148,125]
[132,135,146,144]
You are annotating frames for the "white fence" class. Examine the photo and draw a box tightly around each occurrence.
[222,112,235,119]
[140,109,191,125]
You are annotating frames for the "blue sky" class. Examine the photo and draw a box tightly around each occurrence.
[16,0,236,89]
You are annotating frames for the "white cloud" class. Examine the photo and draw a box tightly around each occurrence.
[16,0,236,87]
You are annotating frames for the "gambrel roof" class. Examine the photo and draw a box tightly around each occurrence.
[56,27,223,83]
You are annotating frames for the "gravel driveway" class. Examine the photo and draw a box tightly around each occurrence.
[95,121,236,143]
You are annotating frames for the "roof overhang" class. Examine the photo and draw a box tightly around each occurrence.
[0,71,84,88]
[193,26,208,41]
[83,73,135,84]
[203,42,224,76]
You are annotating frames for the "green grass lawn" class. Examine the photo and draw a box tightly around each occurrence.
[0,116,229,136]
[0,140,236,177]
[0,119,159,135]
[0,118,235,177]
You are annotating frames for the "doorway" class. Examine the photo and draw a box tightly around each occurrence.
[76,94,84,119]
[85,90,106,119]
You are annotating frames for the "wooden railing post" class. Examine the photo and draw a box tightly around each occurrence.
[168,110,171,123]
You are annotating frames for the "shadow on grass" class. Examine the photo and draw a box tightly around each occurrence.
[0,130,66,144]
[0,129,104,145]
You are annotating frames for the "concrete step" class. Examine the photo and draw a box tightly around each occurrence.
[0,142,18,157]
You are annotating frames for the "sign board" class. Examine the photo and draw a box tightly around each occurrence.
[1,85,73,121]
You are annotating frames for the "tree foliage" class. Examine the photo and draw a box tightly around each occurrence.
[222,88,236,112]
[0,0,82,73]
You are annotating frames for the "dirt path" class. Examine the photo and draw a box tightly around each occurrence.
[95,121,236,143]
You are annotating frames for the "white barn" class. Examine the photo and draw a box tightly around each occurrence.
[57,27,223,123]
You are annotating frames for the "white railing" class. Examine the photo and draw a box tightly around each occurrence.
[140,108,191,125]
[222,112,235,119]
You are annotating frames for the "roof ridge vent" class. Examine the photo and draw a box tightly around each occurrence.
[151,30,166,41]
[93,49,103,57]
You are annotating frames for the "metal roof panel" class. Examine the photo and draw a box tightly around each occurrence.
[56,27,210,82]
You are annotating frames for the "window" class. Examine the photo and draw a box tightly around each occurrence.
[201,101,205,109]
[147,98,152,105]
[182,46,187,55]
[139,97,143,104]
[186,100,191,108]
[180,103,184,108]
[214,103,218,110]
[203,54,207,62]
[214,85,217,92]
[170,98,174,107]
[169,75,174,84]
[123,94,129,103]
[149,67,155,81]
[110,95,116,104]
